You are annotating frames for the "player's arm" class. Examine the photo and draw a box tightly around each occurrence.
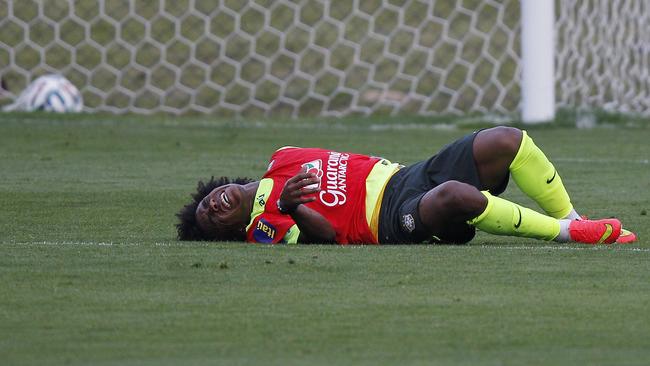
[278,171,336,244]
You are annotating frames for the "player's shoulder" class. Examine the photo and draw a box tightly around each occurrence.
[274,146,300,152]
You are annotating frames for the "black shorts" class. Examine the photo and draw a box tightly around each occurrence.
[377,131,509,244]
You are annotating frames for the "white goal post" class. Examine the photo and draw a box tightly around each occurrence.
[521,0,555,123]
[1,0,648,121]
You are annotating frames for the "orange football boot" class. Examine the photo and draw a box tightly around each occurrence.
[569,218,621,244]
[578,216,636,244]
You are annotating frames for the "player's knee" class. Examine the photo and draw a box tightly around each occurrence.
[434,181,485,217]
[483,126,523,156]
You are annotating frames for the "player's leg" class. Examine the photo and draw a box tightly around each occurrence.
[431,221,476,245]
[413,181,482,244]
[472,127,634,243]
[417,180,621,244]
[472,126,580,220]
[418,181,560,242]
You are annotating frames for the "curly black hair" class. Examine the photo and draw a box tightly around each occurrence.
[176,176,254,241]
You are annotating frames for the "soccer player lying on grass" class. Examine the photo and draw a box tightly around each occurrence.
[176,126,636,245]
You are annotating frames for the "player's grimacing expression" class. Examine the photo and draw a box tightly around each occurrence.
[195,184,252,240]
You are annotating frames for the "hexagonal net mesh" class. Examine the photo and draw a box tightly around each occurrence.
[556,0,650,116]
[0,1,647,117]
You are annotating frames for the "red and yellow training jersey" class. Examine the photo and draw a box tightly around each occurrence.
[245,147,399,244]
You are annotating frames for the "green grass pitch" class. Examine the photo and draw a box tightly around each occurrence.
[1,113,649,365]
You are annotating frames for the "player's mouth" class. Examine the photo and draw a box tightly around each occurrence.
[220,191,232,210]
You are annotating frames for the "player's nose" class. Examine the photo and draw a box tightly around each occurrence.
[209,196,218,211]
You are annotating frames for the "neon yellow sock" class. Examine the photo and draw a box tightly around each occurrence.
[468,191,560,241]
[510,131,573,219]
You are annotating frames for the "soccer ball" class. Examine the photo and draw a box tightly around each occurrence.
[3,74,83,113]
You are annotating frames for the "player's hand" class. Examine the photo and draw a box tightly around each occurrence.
[278,168,320,214]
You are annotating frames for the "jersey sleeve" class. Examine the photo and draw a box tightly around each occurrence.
[245,178,299,244]
[248,214,295,244]
[248,215,300,244]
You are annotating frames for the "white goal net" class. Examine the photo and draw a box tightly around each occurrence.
[1,0,648,117]
[556,0,650,116]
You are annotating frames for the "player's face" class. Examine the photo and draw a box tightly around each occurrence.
[195,184,252,240]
